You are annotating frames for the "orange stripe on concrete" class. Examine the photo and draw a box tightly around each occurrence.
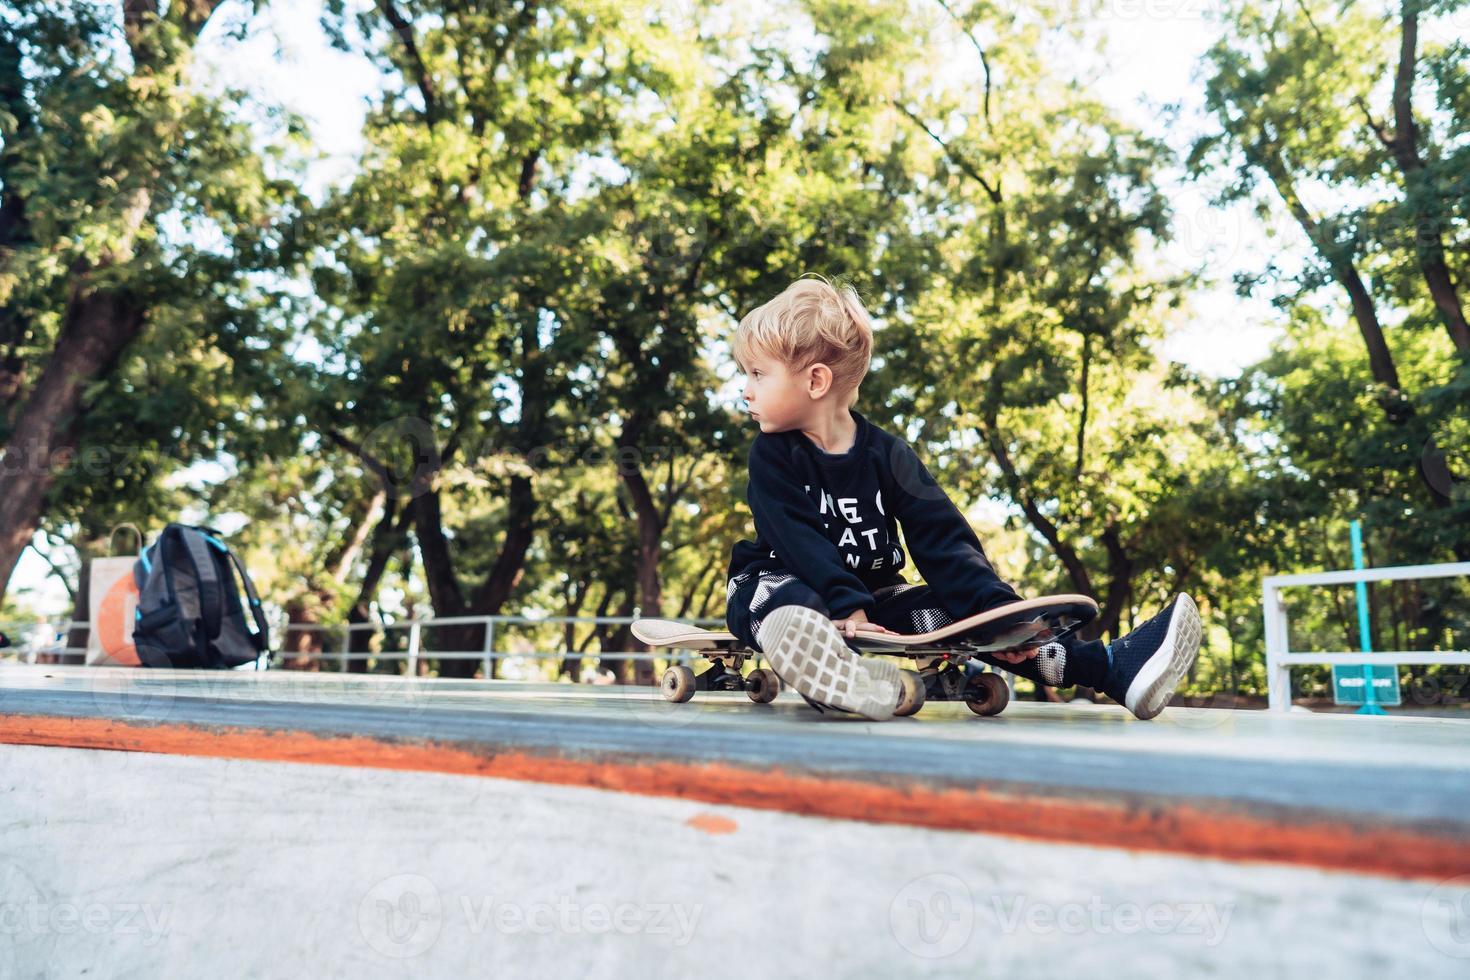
[2,713,1465,881]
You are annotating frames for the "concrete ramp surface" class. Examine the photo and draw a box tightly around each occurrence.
[2,666,1468,977]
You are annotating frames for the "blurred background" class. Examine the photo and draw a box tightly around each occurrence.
[0,0,1466,704]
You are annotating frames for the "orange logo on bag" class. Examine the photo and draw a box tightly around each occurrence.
[97,575,141,667]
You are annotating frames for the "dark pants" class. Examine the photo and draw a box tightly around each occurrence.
[725,569,1110,691]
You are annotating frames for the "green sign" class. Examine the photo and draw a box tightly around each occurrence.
[1332,664,1401,706]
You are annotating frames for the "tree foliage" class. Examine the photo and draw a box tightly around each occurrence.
[2,0,1464,704]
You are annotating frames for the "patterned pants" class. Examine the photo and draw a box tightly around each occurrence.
[724,569,1110,691]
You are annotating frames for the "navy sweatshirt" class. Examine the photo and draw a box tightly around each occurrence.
[727,408,1020,620]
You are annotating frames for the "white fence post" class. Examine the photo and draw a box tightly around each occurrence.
[407,622,421,678]
[1263,578,1290,713]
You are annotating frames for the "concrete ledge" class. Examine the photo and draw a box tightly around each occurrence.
[8,744,1466,977]
[3,667,1469,881]
[3,710,1468,881]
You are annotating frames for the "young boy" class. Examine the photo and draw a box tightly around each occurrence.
[725,275,1202,721]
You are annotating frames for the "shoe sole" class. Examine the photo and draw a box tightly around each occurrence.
[1123,593,1202,720]
[761,606,900,721]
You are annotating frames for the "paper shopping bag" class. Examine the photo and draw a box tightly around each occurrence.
[86,556,141,666]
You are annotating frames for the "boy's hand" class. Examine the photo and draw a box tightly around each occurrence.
[831,611,894,639]
[990,626,1055,665]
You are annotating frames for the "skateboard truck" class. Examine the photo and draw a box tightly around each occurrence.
[694,655,748,693]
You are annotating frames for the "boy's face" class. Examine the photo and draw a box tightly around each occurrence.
[740,353,814,432]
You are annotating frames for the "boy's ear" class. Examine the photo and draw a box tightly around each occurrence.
[806,363,833,399]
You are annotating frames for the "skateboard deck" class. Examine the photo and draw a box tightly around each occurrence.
[632,594,1098,717]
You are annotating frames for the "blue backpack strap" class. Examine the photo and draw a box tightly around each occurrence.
[226,550,270,652]
[178,526,224,642]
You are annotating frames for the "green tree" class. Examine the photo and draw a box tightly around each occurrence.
[824,0,1224,654]
[1193,0,1469,560]
[0,0,305,602]
[310,0,716,676]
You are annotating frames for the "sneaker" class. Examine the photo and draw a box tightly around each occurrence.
[760,605,901,721]
[1102,593,1203,720]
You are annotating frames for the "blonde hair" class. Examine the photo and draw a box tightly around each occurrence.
[733,275,874,408]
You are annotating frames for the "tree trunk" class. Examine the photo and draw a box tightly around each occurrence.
[410,470,535,680]
[282,596,324,671]
[1260,147,1466,536]
[1097,526,1135,644]
[1261,153,1411,410]
[466,473,536,643]
[0,0,230,603]
[411,482,471,675]
[0,30,35,418]
[975,413,1097,602]
[596,590,637,684]
[975,404,1139,649]
[0,286,146,600]
[1387,2,1470,354]
[346,498,412,673]
[617,458,663,686]
[332,489,385,585]
[560,579,588,682]
[677,555,720,619]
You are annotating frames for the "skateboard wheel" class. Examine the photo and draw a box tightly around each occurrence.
[895,669,925,716]
[746,668,780,704]
[964,672,1009,716]
[661,665,697,703]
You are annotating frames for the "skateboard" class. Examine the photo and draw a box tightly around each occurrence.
[631,594,1098,717]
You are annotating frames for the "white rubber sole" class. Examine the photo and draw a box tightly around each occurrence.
[760,606,900,721]
[1124,593,1203,720]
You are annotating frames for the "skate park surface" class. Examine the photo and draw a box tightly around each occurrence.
[2,664,1469,976]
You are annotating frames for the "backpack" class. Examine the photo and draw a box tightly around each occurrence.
[131,523,271,669]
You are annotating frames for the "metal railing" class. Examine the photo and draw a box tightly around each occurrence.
[0,619,90,665]
[274,613,730,676]
[0,613,731,678]
[1262,562,1470,712]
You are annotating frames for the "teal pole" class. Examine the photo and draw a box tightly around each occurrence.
[1350,520,1384,715]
